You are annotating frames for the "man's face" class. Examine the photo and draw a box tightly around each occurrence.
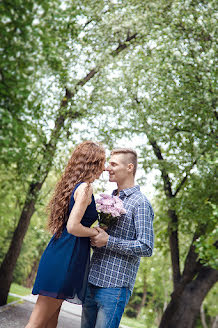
[106,154,130,183]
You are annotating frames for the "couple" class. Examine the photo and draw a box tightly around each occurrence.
[26,140,154,328]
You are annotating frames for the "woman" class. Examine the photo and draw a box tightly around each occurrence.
[25,140,105,328]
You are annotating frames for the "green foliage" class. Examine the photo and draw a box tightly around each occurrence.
[125,245,172,326]
[194,203,218,269]
[88,0,216,277]
[0,0,48,167]
[175,165,218,269]
[0,166,57,284]
[0,0,217,324]
[7,283,31,304]
[121,315,147,328]
[0,164,28,263]
[13,224,50,285]
[12,171,58,285]
[10,283,31,296]
[7,295,21,304]
[203,283,218,319]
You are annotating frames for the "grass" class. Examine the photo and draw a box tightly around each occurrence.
[121,315,146,328]
[6,283,31,305]
[9,283,31,296]
[7,294,21,304]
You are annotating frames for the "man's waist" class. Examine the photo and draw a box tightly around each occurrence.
[88,275,135,294]
[91,248,140,262]
[89,260,139,276]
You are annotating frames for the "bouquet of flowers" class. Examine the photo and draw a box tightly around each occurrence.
[96,193,126,228]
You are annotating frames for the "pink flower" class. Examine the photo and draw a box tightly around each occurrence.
[97,204,109,213]
[96,193,126,227]
[101,198,115,206]
[114,203,126,214]
[96,199,103,205]
[113,196,123,205]
[99,193,112,199]
[110,209,120,217]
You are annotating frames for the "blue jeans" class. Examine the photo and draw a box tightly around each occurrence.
[81,284,131,328]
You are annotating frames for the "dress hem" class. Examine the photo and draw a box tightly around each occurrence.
[32,291,83,305]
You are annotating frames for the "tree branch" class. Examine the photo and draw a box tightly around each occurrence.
[169,224,213,300]
[167,209,181,288]
[148,136,181,288]
[173,126,216,138]
[83,9,110,29]
[173,158,197,197]
[52,32,138,148]
[133,98,182,288]
[111,33,138,56]
[181,223,212,281]
[148,139,173,198]
[62,32,138,107]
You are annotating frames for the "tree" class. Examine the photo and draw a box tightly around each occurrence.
[125,251,172,327]
[1,2,216,327]
[84,1,217,327]
[0,0,141,305]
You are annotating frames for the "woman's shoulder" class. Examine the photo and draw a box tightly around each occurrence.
[75,182,93,196]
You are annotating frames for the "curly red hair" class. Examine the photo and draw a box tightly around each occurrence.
[47,141,105,237]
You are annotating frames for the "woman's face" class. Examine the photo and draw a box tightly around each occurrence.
[95,159,106,179]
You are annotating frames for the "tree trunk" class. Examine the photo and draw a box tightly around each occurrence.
[146,134,218,328]
[159,266,218,328]
[24,259,40,289]
[0,181,44,305]
[136,281,147,319]
[24,242,47,288]
[211,316,218,328]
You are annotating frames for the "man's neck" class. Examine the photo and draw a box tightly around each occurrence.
[117,180,135,193]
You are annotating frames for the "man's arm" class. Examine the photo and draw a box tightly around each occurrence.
[91,201,154,257]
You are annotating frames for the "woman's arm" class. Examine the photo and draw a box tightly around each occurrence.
[67,183,98,237]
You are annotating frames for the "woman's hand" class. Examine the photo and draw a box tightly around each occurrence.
[99,225,108,231]
[90,227,109,247]
[91,227,99,236]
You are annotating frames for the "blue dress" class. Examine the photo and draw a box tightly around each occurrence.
[32,182,98,304]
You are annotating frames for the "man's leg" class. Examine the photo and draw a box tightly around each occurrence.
[81,285,98,328]
[95,287,131,328]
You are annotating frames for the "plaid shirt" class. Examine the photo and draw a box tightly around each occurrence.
[88,185,154,293]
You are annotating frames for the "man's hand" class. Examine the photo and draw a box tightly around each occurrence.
[90,227,109,247]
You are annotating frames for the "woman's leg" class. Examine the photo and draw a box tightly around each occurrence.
[25,295,63,328]
[45,306,61,328]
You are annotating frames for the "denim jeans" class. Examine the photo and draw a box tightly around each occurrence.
[81,284,131,328]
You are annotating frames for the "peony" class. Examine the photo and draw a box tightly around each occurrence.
[96,193,126,228]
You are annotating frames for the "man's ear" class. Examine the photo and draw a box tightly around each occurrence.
[127,163,134,174]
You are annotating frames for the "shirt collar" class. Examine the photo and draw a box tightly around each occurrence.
[112,185,140,198]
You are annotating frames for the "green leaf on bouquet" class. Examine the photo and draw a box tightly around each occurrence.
[98,212,119,228]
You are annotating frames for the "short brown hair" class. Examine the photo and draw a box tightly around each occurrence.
[111,148,138,176]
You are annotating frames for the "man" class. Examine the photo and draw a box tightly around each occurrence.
[81,148,154,328]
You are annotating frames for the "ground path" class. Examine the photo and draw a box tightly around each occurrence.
[0,293,129,327]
